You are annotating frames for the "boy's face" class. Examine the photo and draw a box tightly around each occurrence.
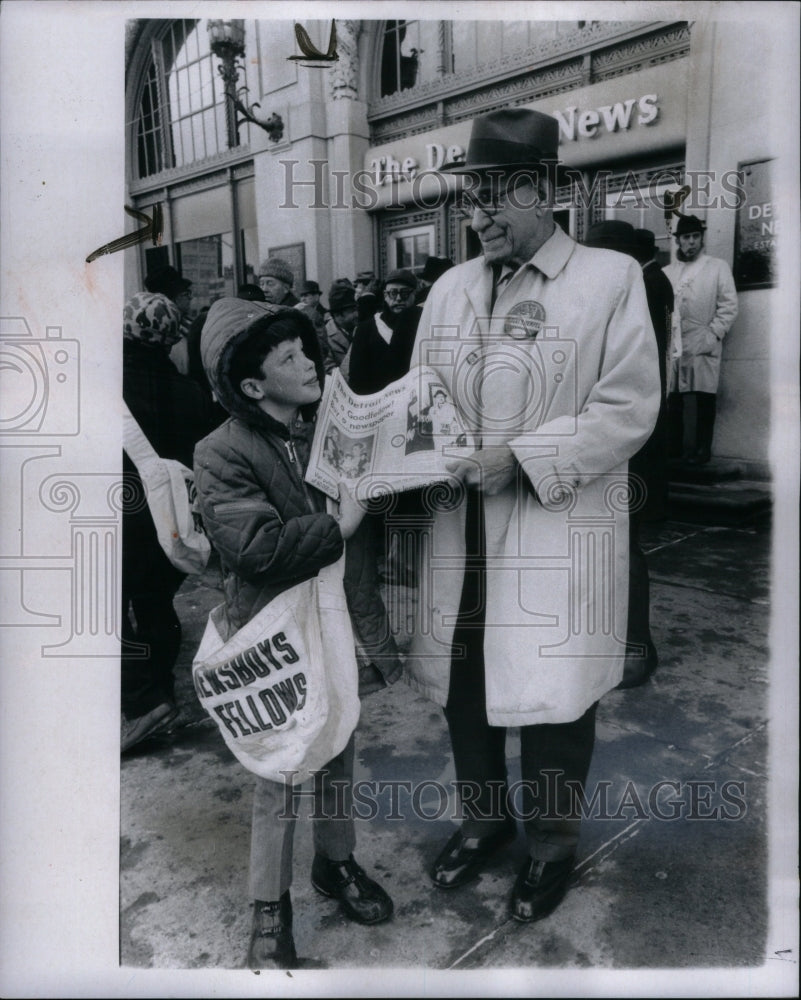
[241,337,320,417]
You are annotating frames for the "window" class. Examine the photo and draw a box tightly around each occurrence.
[379,21,440,97]
[134,20,235,179]
[391,225,435,275]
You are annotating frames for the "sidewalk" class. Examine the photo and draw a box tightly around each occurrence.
[120,510,779,982]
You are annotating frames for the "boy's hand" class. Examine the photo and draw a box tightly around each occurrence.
[336,481,366,540]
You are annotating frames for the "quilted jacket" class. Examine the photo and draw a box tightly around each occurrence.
[193,298,401,691]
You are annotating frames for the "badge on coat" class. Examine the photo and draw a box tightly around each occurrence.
[503,300,546,340]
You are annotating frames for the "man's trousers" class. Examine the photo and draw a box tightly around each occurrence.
[444,491,598,862]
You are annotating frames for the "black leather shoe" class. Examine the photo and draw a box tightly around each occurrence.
[617,639,658,689]
[429,822,516,889]
[247,890,298,969]
[510,855,576,923]
[311,854,394,925]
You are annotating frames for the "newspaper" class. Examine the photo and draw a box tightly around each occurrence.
[305,367,476,502]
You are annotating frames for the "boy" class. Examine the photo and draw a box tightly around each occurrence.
[194,301,399,969]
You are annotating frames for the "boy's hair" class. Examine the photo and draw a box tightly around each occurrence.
[226,310,318,400]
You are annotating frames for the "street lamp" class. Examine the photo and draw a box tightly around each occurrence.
[207,19,284,148]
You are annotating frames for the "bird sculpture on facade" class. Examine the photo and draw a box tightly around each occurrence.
[289,21,338,63]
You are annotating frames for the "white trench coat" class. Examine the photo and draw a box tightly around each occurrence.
[405,226,661,726]
[663,253,738,394]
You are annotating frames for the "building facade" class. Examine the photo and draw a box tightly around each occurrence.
[125,17,778,474]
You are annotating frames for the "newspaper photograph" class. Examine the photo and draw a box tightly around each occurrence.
[305,366,475,501]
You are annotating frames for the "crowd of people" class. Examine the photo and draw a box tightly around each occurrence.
[121,106,739,969]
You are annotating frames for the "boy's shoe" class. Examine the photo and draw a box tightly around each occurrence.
[121,702,178,753]
[247,891,298,970]
[311,854,394,924]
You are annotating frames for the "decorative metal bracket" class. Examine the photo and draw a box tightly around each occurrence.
[234,92,284,143]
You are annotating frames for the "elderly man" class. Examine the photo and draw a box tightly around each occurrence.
[407,108,660,923]
[664,215,738,464]
[258,257,298,307]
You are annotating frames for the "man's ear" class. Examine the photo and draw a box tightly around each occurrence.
[239,378,264,401]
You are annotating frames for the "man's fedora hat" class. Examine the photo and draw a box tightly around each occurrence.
[674,214,706,236]
[441,109,564,175]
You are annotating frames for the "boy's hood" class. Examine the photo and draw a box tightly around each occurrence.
[200,298,288,423]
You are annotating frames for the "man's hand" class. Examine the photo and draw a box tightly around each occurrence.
[446,445,516,495]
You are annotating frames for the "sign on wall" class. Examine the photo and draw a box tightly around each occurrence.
[733,158,776,290]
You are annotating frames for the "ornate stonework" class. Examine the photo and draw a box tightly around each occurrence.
[592,23,691,81]
[329,20,361,100]
[368,21,691,146]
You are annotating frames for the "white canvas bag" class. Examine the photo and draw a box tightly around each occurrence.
[122,402,211,576]
[192,551,360,784]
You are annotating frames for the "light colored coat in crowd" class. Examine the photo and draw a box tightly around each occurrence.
[405,225,661,726]
[664,252,738,394]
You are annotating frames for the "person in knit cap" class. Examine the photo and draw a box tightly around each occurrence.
[193,298,400,969]
[258,257,298,306]
[121,292,215,753]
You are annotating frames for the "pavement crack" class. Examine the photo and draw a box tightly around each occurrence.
[650,574,770,605]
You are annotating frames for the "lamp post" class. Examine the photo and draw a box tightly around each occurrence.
[207,19,284,149]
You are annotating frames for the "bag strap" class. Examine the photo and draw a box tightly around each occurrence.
[122,400,159,469]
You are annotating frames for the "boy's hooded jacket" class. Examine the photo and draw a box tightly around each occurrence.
[193,298,400,689]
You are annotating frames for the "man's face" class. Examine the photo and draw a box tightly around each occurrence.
[300,291,321,309]
[259,275,290,304]
[174,288,192,316]
[333,304,359,333]
[242,337,320,417]
[383,283,415,314]
[466,174,552,266]
[677,231,704,261]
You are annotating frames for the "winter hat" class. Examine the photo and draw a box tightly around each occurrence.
[123,292,182,348]
[258,257,294,287]
[328,283,357,314]
[299,280,321,295]
[383,268,417,290]
[144,265,192,299]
